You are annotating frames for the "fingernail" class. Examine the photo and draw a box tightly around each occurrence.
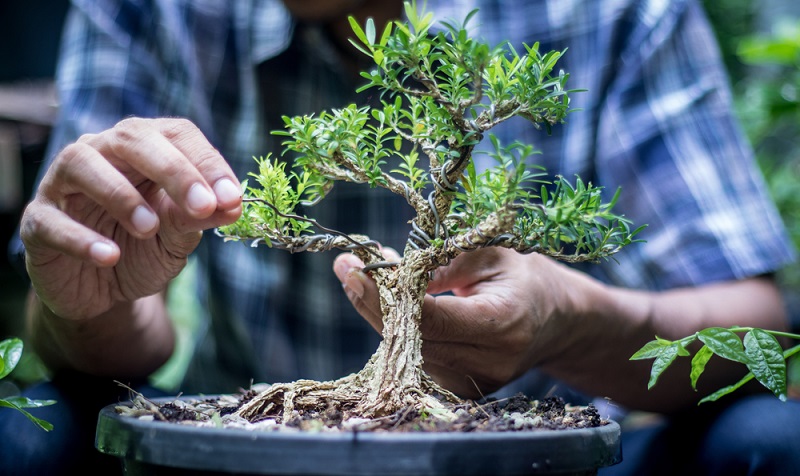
[89,242,116,263]
[345,270,365,299]
[187,183,215,212]
[213,178,241,205]
[131,205,158,234]
[333,259,350,281]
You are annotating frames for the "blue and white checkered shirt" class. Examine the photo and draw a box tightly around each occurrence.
[16,0,795,395]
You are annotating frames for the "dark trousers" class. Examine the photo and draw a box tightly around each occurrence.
[599,394,800,476]
[2,376,799,475]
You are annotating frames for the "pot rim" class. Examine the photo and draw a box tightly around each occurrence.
[96,398,622,475]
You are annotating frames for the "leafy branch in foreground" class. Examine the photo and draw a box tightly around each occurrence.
[0,338,55,431]
[632,327,800,404]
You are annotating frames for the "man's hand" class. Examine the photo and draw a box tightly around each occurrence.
[335,246,790,413]
[334,247,590,398]
[20,117,242,321]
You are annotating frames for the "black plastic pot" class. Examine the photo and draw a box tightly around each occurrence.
[95,400,622,476]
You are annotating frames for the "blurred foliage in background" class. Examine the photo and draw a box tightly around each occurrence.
[703,0,800,395]
[703,0,800,289]
[737,23,800,284]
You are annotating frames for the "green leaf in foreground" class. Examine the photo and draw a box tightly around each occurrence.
[690,345,714,390]
[631,337,692,389]
[0,398,55,432]
[698,373,755,405]
[0,337,23,379]
[636,327,800,405]
[0,338,56,431]
[743,329,787,401]
[697,327,748,364]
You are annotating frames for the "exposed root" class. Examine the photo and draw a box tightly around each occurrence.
[235,368,461,425]
[236,375,361,423]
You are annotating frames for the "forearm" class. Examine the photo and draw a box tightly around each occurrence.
[26,289,175,379]
[539,275,788,413]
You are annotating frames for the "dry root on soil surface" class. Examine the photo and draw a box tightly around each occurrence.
[115,380,607,433]
[234,368,461,424]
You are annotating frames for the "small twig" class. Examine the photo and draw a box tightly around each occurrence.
[114,380,169,420]
[464,375,492,419]
[391,406,418,430]
[470,377,484,398]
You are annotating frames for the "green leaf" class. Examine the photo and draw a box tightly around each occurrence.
[0,399,55,431]
[690,345,714,390]
[632,338,687,389]
[2,395,57,409]
[348,16,369,47]
[646,345,680,389]
[0,338,23,379]
[630,337,675,360]
[379,21,393,47]
[743,329,788,401]
[365,18,376,45]
[698,327,749,364]
[404,0,419,27]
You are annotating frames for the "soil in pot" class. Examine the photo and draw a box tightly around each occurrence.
[95,389,622,476]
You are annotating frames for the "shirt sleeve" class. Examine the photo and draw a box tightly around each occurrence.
[589,0,795,290]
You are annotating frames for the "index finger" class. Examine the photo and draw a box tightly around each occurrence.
[420,292,512,343]
[156,118,242,212]
[95,118,240,218]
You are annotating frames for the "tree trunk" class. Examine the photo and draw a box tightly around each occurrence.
[357,250,430,416]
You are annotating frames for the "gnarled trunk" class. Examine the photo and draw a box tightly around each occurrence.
[235,249,459,423]
[357,256,428,416]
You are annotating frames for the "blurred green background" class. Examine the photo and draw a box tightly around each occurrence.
[0,0,798,395]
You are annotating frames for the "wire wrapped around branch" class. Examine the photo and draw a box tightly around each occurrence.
[218,198,384,259]
[445,225,625,264]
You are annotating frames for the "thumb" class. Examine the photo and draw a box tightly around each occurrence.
[333,253,384,332]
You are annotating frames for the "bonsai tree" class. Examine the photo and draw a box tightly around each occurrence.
[217,2,641,424]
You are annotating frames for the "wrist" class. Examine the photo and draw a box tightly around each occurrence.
[26,291,174,377]
[535,263,652,371]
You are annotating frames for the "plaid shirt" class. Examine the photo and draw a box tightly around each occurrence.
[17,0,795,394]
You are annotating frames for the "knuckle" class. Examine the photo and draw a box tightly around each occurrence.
[57,141,86,163]
[50,142,90,183]
[112,117,147,145]
[116,116,146,130]
[105,180,138,209]
[19,202,47,246]
[164,117,195,133]
[161,119,221,166]
[501,327,530,355]
[159,118,198,144]
[75,132,99,146]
